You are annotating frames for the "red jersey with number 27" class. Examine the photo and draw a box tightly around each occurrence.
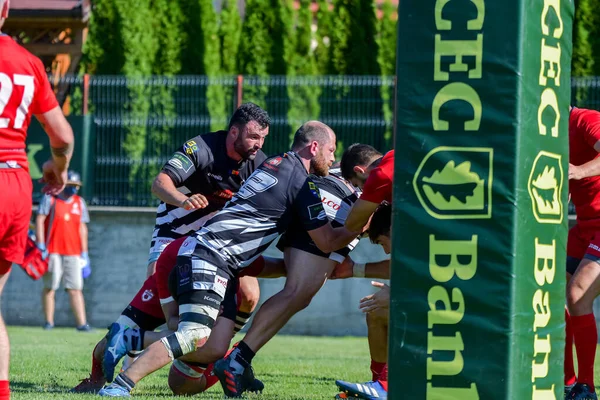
[360,150,394,204]
[569,107,600,221]
[0,35,59,171]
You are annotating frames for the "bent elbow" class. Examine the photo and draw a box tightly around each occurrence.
[150,178,161,196]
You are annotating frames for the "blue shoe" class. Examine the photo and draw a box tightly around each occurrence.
[103,323,129,382]
[213,356,258,398]
[76,324,94,332]
[567,383,598,400]
[98,382,131,397]
[336,380,387,400]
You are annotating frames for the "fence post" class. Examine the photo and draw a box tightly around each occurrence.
[83,73,90,116]
[236,75,244,108]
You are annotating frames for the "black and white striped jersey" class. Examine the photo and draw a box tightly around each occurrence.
[277,168,362,259]
[316,167,361,228]
[183,151,329,275]
[151,131,267,244]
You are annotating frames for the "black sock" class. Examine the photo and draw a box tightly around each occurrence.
[234,311,252,333]
[234,340,256,367]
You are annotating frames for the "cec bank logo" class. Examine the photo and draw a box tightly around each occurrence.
[413,146,493,219]
[528,151,564,224]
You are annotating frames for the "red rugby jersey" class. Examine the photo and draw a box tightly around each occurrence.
[360,150,394,204]
[0,35,58,171]
[569,107,600,220]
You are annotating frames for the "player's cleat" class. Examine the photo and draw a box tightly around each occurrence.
[70,375,106,394]
[566,382,578,398]
[103,323,129,382]
[98,382,131,397]
[334,392,349,399]
[567,383,598,400]
[336,379,388,400]
[247,374,264,393]
[213,356,261,397]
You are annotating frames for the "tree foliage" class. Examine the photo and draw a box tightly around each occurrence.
[314,0,333,75]
[377,0,397,148]
[219,0,242,75]
[329,0,379,75]
[572,0,600,77]
[238,0,293,114]
[287,0,321,144]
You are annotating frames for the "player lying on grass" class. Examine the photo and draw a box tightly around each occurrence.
[97,121,361,397]
[70,236,277,394]
[331,202,391,400]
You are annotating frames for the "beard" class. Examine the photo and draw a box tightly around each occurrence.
[233,137,257,160]
[310,154,330,176]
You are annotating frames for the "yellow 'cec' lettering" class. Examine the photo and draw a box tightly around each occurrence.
[427,0,484,397]
[432,83,482,131]
[531,0,563,397]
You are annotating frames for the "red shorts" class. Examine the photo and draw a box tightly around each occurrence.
[586,237,600,261]
[0,169,32,271]
[129,274,164,320]
[120,237,187,330]
[567,220,600,260]
[156,236,188,302]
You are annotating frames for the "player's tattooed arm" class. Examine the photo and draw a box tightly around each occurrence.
[51,142,74,159]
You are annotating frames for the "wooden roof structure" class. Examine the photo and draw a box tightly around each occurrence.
[2,0,90,74]
[2,1,91,107]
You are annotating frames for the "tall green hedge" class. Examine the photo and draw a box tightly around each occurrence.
[329,0,379,75]
[288,0,321,143]
[219,0,241,75]
[315,0,333,75]
[238,0,293,114]
[572,0,600,76]
[377,0,396,147]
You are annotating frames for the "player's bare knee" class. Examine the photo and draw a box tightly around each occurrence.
[285,288,314,311]
[238,277,260,311]
[566,280,593,315]
[282,281,320,310]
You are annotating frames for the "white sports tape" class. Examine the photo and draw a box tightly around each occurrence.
[353,262,366,278]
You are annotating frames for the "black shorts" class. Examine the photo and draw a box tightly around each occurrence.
[120,305,166,332]
[167,258,238,322]
[567,256,582,276]
[277,228,353,263]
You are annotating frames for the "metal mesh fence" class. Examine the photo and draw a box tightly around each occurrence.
[49,75,594,207]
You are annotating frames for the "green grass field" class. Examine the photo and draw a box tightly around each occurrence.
[8,326,371,399]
